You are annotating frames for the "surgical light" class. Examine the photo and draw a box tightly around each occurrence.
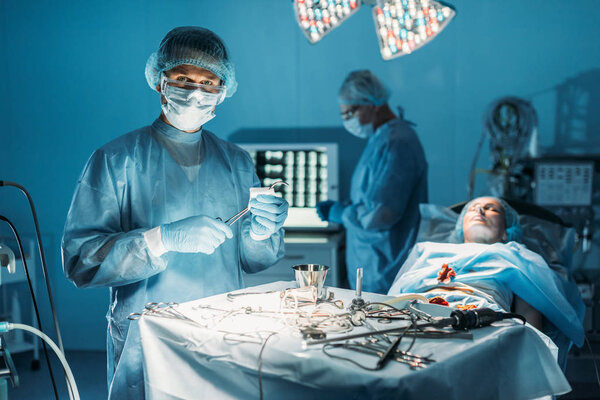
[293,0,456,61]
[373,0,456,60]
[294,0,362,44]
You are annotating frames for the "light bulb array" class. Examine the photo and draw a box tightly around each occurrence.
[373,0,455,60]
[293,0,455,60]
[294,0,362,44]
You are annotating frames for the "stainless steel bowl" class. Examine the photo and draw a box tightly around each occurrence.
[292,264,329,299]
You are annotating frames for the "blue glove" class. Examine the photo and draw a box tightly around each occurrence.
[249,194,289,239]
[161,215,233,254]
[315,200,335,221]
[316,201,345,224]
[328,202,345,224]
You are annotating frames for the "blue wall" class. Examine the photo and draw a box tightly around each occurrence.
[1,0,599,350]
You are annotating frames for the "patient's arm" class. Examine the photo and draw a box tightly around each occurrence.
[514,294,543,330]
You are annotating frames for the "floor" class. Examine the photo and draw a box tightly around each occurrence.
[6,350,107,399]
[3,347,600,399]
[562,336,600,400]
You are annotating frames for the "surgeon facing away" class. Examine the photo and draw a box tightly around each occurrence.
[62,26,288,399]
[317,70,428,294]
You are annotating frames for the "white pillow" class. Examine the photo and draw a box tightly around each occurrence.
[417,203,460,244]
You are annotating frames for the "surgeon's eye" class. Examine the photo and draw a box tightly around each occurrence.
[166,76,194,89]
[199,79,215,86]
[340,106,360,120]
[173,76,196,85]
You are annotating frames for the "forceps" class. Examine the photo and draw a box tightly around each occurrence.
[127,302,176,320]
[218,180,288,226]
[127,302,205,327]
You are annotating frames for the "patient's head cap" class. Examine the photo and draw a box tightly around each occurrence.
[455,197,522,243]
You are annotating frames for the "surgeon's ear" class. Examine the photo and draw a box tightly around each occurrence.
[156,84,168,105]
[501,231,508,242]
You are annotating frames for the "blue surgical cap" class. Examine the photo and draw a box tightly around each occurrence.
[338,70,390,106]
[145,26,237,97]
[455,197,523,243]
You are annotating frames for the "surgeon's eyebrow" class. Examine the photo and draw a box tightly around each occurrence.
[168,65,220,81]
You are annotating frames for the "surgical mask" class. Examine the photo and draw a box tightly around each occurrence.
[343,116,373,139]
[160,75,225,132]
[161,95,215,132]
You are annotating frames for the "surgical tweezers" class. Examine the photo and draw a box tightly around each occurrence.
[222,207,250,226]
[218,180,289,226]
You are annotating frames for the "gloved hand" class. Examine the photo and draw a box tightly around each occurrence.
[316,200,335,221]
[249,194,289,239]
[315,200,345,224]
[160,215,233,254]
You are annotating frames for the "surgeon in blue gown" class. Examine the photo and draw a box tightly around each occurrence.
[62,27,287,399]
[316,70,428,294]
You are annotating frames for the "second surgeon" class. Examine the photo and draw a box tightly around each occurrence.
[316,70,428,294]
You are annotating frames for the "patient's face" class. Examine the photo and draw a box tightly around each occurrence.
[462,197,507,244]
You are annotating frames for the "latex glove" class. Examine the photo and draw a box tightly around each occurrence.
[249,194,289,240]
[161,215,233,254]
[315,201,345,224]
[315,200,335,221]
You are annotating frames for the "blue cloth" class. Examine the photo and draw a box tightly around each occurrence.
[340,118,428,293]
[387,241,585,349]
[61,118,284,399]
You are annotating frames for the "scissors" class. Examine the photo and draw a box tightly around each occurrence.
[217,181,289,226]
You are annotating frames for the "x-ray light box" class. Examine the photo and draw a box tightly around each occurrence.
[239,143,339,230]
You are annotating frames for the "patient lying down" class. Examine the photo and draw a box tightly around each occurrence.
[387,197,585,352]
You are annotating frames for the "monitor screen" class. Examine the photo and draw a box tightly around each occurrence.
[239,143,339,230]
[534,161,594,206]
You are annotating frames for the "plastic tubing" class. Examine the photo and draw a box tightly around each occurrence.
[6,323,79,400]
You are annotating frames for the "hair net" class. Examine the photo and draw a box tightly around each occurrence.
[145,26,237,97]
[338,70,390,106]
[455,197,523,243]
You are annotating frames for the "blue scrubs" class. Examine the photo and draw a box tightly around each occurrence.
[341,118,428,294]
[62,119,284,399]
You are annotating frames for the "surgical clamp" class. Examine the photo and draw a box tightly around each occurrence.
[218,181,289,226]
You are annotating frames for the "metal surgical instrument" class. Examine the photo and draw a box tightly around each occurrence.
[350,268,366,310]
[127,302,205,327]
[218,181,289,226]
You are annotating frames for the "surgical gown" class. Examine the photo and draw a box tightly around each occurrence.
[341,118,427,293]
[62,119,284,399]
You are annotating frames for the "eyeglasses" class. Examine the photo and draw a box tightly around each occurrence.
[340,106,360,120]
[161,75,226,94]
[161,75,227,106]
